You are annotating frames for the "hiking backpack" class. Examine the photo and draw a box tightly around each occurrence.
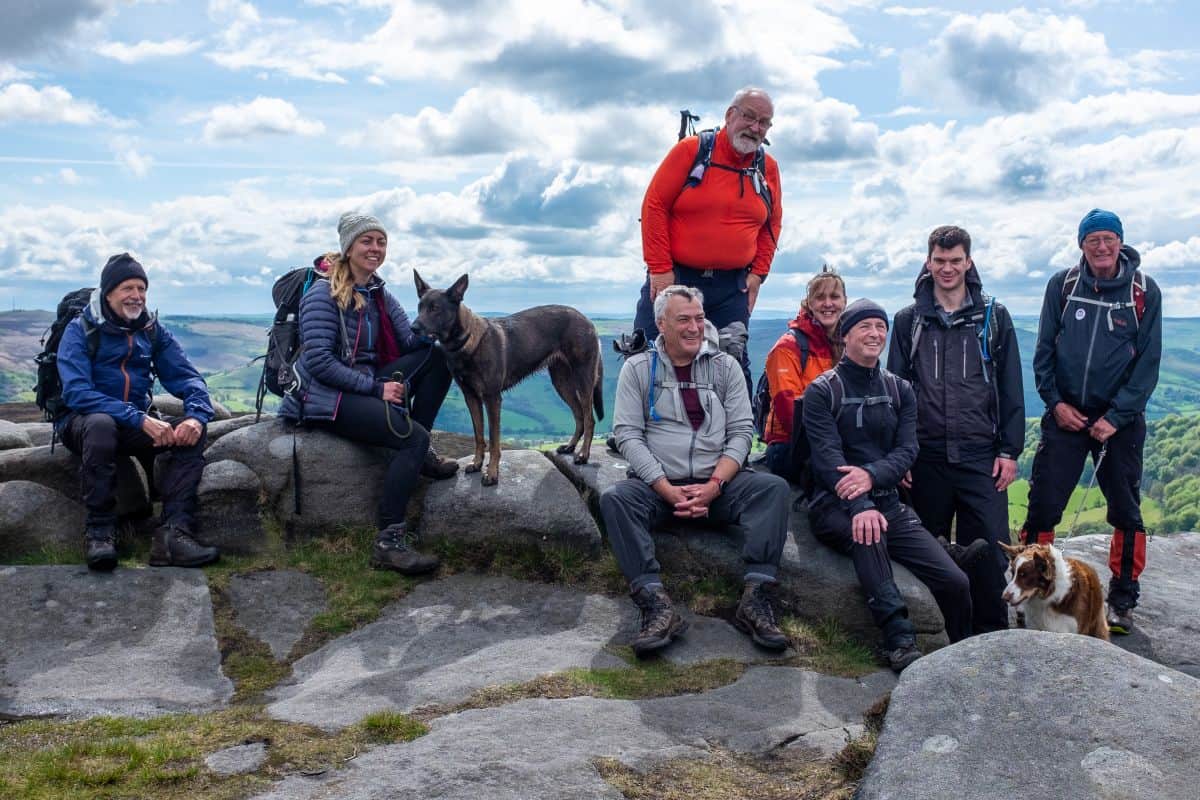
[907,294,1001,376]
[678,110,775,239]
[255,265,323,420]
[1059,264,1147,327]
[752,328,809,442]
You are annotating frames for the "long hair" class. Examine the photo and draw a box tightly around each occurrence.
[326,253,365,311]
[800,265,846,356]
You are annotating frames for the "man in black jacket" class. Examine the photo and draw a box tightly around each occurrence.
[888,226,1023,635]
[1021,209,1161,635]
[805,299,970,671]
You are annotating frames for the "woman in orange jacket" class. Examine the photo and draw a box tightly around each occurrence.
[763,268,846,481]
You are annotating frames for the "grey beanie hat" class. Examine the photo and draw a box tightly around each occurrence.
[839,298,889,337]
[338,212,387,256]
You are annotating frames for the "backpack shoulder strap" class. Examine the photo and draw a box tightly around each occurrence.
[883,369,902,410]
[1059,265,1081,324]
[82,316,100,361]
[685,130,717,189]
[789,328,810,371]
[908,313,926,362]
[1131,269,1146,325]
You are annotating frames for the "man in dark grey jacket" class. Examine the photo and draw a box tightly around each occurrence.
[601,285,791,656]
[1021,209,1162,635]
[888,225,1023,635]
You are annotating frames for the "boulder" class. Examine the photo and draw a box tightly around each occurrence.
[546,445,631,517]
[204,421,390,537]
[206,414,262,445]
[858,629,1200,800]
[1060,531,1200,677]
[20,422,54,447]
[0,481,86,560]
[0,445,150,520]
[195,460,266,555]
[0,565,233,719]
[227,570,327,660]
[153,394,232,421]
[0,419,33,450]
[421,449,601,553]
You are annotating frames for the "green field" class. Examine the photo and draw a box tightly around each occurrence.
[1007,479,1164,536]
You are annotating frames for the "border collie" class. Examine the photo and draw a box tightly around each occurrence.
[999,542,1109,641]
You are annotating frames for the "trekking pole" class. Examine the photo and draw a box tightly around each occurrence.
[1064,443,1106,541]
[678,110,699,141]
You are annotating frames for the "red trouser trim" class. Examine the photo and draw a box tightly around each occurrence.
[1108,529,1147,580]
[1022,528,1056,546]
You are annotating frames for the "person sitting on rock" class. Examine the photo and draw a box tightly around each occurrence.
[803,299,971,671]
[56,252,219,571]
[601,284,791,656]
[279,212,457,575]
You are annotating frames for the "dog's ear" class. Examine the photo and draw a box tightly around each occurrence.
[448,274,469,303]
[413,270,431,298]
[998,541,1022,559]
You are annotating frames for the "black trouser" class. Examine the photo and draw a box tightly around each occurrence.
[310,393,429,530]
[633,265,753,394]
[809,495,972,646]
[909,455,1010,634]
[379,343,453,433]
[1022,411,1147,610]
[60,412,206,531]
[600,470,790,591]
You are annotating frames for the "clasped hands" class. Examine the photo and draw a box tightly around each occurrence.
[654,478,721,519]
[141,415,203,447]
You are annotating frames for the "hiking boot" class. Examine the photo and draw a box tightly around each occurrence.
[936,536,991,570]
[421,446,459,480]
[84,525,118,572]
[630,585,688,657]
[733,581,790,651]
[884,641,922,672]
[149,524,219,568]
[1106,604,1135,636]
[370,524,439,575]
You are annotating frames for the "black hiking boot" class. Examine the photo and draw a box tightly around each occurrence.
[149,524,219,567]
[421,446,459,480]
[1106,603,1135,636]
[883,637,922,672]
[85,525,118,572]
[630,585,687,657]
[370,524,439,575]
[733,581,790,651]
[936,536,992,571]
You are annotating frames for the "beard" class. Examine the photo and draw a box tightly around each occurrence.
[729,130,761,155]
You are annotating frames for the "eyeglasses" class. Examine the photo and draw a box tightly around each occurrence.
[733,106,773,130]
[1082,234,1120,249]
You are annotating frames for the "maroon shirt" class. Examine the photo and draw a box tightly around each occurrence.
[674,364,705,430]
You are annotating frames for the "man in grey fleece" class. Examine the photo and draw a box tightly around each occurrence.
[601,285,792,656]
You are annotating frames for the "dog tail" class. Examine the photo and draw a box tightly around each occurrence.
[593,359,605,421]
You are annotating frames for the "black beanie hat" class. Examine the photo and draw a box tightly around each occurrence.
[100,252,148,297]
[839,298,889,337]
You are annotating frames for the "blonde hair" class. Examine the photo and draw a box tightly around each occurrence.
[801,265,846,355]
[326,253,365,311]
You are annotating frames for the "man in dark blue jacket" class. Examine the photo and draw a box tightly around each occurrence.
[1021,209,1162,635]
[56,253,218,571]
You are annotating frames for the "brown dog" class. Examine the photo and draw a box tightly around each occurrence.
[999,542,1109,640]
[411,272,603,486]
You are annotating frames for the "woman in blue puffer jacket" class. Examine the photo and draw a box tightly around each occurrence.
[280,212,457,573]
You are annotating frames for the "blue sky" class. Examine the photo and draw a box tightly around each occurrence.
[1,0,1198,318]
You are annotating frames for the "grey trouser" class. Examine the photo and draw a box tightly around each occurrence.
[599,470,790,591]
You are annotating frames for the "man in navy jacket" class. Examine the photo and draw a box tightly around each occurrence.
[56,252,218,571]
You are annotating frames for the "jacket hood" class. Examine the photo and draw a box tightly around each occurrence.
[913,262,985,317]
[1078,244,1141,290]
[86,287,156,332]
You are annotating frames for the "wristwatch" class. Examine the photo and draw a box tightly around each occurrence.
[709,476,727,494]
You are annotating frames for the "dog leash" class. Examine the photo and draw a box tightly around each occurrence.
[384,369,414,440]
[1064,443,1106,542]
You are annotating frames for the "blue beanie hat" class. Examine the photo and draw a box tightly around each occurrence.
[840,298,889,337]
[1078,208,1123,246]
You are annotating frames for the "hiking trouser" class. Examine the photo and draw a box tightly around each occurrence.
[600,470,789,592]
[633,265,753,394]
[809,495,972,645]
[310,392,429,529]
[908,455,1010,634]
[1021,410,1147,611]
[60,412,206,531]
[379,343,453,433]
[765,441,804,484]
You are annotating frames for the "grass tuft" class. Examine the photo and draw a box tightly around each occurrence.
[356,711,429,743]
[779,616,880,677]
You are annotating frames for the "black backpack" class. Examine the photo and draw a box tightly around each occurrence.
[752,328,809,442]
[677,110,775,243]
[255,265,322,420]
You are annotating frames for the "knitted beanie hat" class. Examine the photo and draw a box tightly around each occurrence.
[839,298,889,337]
[100,252,148,297]
[338,212,387,256]
[1077,208,1123,246]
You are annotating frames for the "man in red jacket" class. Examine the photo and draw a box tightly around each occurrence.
[634,87,783,387]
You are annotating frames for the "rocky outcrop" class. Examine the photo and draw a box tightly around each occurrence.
[0,419,32,450]
[195,460,266,554]
[0,444,151,520]
[858,629,1200,800]
[0,481,85,559]
[152,394,233,421]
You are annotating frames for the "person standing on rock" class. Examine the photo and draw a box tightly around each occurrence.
[1020,209,1162,636]
[602,285,791,657]
[804,300,971,671]
[56,252,219,571]
[279,212,458,575]
[887,225,1024,636]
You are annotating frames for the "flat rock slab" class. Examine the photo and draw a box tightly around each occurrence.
[254,666,895,800]
[1060,532,1200,677]
[655,608,796,665]
[0,565,232,719]
[420,449,601,552]
[0,419,32,450]
[228,570,327,660]
[206,741,268,775]
[858,629,1200,800]
[548,446,631,514]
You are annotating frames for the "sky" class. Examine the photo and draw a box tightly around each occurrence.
[1,0,1198,318]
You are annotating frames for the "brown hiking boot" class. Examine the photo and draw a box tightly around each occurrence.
[149,524,219,568]
[371,524,439,574]
[630,585,688,657]
[85,525,118,572]
[884,640,922,672]
[421,446,459,480]
[733,581,790,651]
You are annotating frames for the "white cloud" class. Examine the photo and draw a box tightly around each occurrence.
[0,0,115,58]
[0,64,35,83]
[0,82,121,126]
[111,138,154,177]
[59,167,82,185]
[187,97,325,143]
[95,37,203,63]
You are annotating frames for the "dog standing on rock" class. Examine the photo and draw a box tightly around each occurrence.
[412,272,603,486]
[999,542,1110,641]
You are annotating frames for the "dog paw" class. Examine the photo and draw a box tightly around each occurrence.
[482,473,498,487]
[464,462,482,473]
[555,443,574,454]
